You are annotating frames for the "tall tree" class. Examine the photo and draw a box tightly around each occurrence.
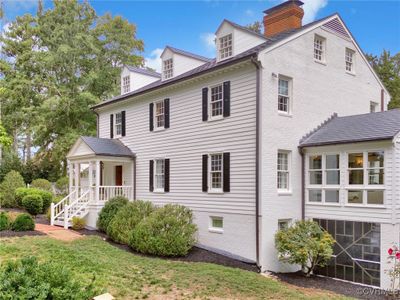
[245,21,262,34]
[366,50,400,109]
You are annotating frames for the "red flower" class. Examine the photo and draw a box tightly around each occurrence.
[396,252,400,259]
[389,248,394,255]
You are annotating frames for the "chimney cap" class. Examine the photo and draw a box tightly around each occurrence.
[263,0,304,14]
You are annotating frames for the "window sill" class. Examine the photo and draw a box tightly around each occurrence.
[153,127,166,132]
[208,116,225,122]
[208,190,224,195]
[344,204,386,209]
[278,112,292,118]
[153,190,165,194]
[278,190,292,196]
[345,71,356,76]
[306,202,341,206]
[209,228,224,234]
[314,59,327,66]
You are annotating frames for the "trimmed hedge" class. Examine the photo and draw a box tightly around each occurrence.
[97,196,129,232]
[16,187,53,213]
[107,200,155,245]
[0,212,10,231]
[129,204,197,257]
[11,213,35,231]
[22,194,43,216]
[31,178,52,192]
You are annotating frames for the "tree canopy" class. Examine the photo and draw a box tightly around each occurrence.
[0,0,144,177]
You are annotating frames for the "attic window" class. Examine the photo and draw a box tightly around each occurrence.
[122,76,130,94]
[163,58,173,79]
[219,34,233,60]
[314,35,325,62]
[345,48,355,73]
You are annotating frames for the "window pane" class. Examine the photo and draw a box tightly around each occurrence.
[367,190,384,205]
[348,153,363,168]
[368,169,384,185]
[277,153,288,171]
[326,190,339,203]
[368,152,384,168]
[277,172,289,189]
[349,170,363,185]
[212,218,223,228]
[278,79,289,96]
[309,155,322,169]
[326,154,339,169]
[326,170,340,185]
[309,171,322,184]
[348,190,363,204]
[309,190,322,202]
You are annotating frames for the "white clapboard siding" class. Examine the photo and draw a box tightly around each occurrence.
[98,63,257,215]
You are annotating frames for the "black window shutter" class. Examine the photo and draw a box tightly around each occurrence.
[110,114,114,138]
[121,111,126,137]
[149,160,154,192]
[149,103,154,131]
[164,159,170,192]
[223,81,230,117]
[223,152,230,192]
[202,87,208,121]
[202,154,208,192]
[164,98,170,129]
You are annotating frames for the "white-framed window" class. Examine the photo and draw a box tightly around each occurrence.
[122,76,130,94]
[218,34,233,60]
[154,100,165,129]
[277,151,291,192]
[345,48,355,73]
[278,219,291,231]
[314,35,326,62]
[209,216,223,233]
[307,154,340,204]
[210,84,223,118]
[154,159,165,191]
[115,112,122,136]
[209,153,223,192]
[163,58,173,79]
[370,101,379,113]
[278,76,291,114]
[346,151,385,205]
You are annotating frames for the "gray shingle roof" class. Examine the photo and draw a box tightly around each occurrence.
[92,14,336,110]
[165,46,213,62]
[81,136,135,158]
[299,110,400,147]
[126,66,161,78]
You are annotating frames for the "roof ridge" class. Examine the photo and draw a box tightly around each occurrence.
[125,65,161,77]
[299,113,338,144]
[165,45,212,62]
[222,19,268,40]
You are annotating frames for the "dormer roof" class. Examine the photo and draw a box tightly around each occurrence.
[161,46,212,62]
[125,66,161,78]
[216,19,268,40]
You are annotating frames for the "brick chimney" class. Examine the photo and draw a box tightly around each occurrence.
[263,0,304,37]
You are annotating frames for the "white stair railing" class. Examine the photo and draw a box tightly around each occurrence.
[51,190,77,226]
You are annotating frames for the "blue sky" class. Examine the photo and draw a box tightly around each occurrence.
[2,0,400,71]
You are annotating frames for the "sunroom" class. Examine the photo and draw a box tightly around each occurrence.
[51,136,135,228]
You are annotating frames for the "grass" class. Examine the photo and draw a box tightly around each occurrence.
[0,236,349,299]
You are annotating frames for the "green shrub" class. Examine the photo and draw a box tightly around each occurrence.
[55,176,69,195]
[0,170,25,208]
[22,194,43,216]
[275,220,335,277]
[97,196,129,232]
[130,204,197,256]
[71,217,86,230]
[15,187,31,207]
[31,178,52,192]
[36,189,52,213]
[0,212,10,231]
[11,213,35,231]
[0,256,97,299]
[107,200,155,245]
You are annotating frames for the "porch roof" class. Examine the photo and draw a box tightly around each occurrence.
[299,109,400,148]
[67,136,135,159]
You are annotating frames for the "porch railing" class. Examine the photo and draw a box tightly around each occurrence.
[98,186,133,202]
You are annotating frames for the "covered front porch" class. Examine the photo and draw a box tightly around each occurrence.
[51,136,135,228]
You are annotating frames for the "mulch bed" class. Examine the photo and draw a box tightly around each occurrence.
[274,271,387,300]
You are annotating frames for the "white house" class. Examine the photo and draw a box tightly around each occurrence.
[53,0,398,289]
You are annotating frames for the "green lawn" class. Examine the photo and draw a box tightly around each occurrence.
[0,236,348,299]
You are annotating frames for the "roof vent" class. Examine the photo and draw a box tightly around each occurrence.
[263,0,304,37]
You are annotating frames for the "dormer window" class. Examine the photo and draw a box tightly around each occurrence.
[163,58,173,79]
[219,34,233,60]
[122,75,130,94]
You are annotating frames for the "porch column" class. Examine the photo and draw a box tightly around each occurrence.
[95,160,100,203]
[68,160,73,195]
[74,162,79,197]
[88,161,93,202]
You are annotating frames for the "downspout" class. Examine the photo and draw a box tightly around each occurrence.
[133,156,137,201]
[251,56,262,270]
[94,110,100,138]
[299,147,305,220]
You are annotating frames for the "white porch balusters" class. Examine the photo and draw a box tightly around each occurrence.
[68,160,73,197]
[95,160,100,203]
[74,162,79,197]
[88,161,93,202]
[50,202,55,226]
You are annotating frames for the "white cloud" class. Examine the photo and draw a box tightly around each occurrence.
[301,0,328,24]
[200,32,216,53]
[145,48,163,72]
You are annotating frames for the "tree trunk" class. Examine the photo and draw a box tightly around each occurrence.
[26,132,32,161]
[12,129,18,153]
